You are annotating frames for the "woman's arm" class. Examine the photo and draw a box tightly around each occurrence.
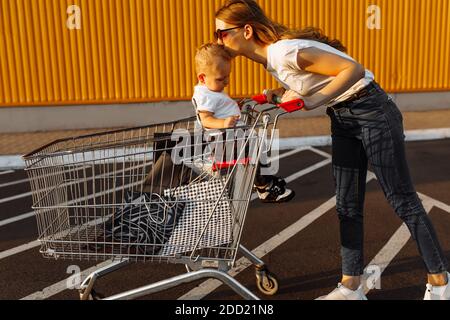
[198,111,240,129]
[286,47,366,110]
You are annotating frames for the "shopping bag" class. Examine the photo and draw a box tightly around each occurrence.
[104,192,185,255]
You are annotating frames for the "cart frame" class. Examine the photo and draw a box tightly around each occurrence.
[23,99,297,300]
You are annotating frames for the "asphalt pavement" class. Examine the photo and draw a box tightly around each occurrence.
[0,140,449,300]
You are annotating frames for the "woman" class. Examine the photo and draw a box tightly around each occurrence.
[214,0,449,300]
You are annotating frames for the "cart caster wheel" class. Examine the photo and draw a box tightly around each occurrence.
[255,270,279,296]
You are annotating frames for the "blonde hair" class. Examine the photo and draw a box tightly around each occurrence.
[195,43,233,74]
[216,0,347,52]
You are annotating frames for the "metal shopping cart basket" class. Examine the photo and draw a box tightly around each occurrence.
[22,95,304,300]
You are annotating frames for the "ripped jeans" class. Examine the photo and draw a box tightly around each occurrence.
[327,82,448,276]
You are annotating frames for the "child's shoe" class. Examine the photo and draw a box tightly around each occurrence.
[255,176,295,203]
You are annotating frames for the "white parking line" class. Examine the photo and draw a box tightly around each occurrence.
[21,260,112,300]
[0,191,33,205]
[0,211,35,227]
[285,158,331,182]
[0,241,40,260]
[308,147,332,159]
[418,192,450,213]
[0,170,15,176]
[276,147,310,161]
[250,158,331,201]
[0,178,29,189]
[362,199,435,294]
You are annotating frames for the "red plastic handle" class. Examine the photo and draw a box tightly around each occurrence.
[212,158,251,171]
[251,94,305,113]
[251,94,268,105]
[278,99,305,113]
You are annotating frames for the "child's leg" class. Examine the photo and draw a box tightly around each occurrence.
[254,163,271,187]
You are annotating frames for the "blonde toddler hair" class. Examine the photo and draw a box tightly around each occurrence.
[195,43,233,74]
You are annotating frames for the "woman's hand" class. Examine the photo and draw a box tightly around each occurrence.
[280,90,309,111]
[281,90,324,111]
[265,87,286,104]
[281,90,303,103]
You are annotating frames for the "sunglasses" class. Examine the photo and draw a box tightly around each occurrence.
[214,26,243,41]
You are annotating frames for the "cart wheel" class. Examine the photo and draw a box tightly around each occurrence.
[256,271,279,296]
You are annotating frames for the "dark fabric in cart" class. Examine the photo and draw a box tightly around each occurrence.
[104,192,185,255]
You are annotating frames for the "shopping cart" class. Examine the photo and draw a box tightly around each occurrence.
[22,95,304,300]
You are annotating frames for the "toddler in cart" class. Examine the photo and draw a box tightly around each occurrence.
[192,43,295,203]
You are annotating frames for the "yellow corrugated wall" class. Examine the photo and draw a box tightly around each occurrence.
[0,0,449,107]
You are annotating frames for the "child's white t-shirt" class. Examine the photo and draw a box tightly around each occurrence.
[266,39,375,108]
[192,84,241,119]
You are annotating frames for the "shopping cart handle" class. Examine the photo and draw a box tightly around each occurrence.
[251,94,305,113]
[251,94,269,105]
[212,158,251,172]
[278,99,305,113]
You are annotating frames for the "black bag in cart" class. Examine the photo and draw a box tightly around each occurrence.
[104,192,185,255]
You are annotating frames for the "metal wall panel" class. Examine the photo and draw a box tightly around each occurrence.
[0,0,449,106]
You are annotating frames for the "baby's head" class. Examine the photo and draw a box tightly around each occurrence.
[195,43,233,92]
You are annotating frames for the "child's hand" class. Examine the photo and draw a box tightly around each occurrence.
[224,115,240,128]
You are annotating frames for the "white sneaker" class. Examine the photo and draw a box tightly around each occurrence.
[316,283,368,300]
[424,272,450,300]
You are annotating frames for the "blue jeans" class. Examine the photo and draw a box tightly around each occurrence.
[327,82,448,276]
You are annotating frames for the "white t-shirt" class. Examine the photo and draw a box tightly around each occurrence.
[266,39,375,108]
[192,84,242,126]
